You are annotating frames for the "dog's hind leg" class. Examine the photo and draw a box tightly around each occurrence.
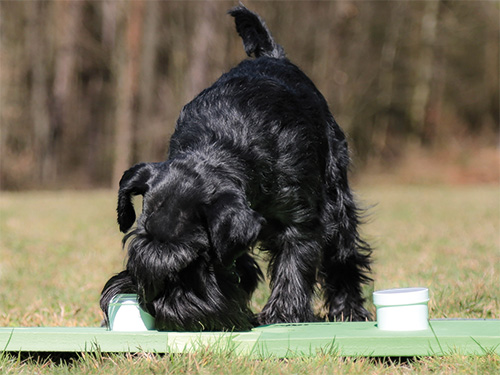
[320,229,372,322]
[319,140,372,321]
[258,226,322,325]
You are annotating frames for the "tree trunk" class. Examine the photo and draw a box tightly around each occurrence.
[112,0,145,187]
[26,1,55,185]
[410,0,440,144]
[137,0,161,161]
[52,0,81,176]
[371,2,406,159]
[184,0,217,102]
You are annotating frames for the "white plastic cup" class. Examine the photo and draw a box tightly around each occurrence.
[373,287,430,331]
[108,294,156,331]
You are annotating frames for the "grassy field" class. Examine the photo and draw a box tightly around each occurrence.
[0,185,499,373]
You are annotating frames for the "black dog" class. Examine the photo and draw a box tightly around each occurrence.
[100,5,372,331]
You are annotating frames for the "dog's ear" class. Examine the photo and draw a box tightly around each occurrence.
[206,192,264,267]
[117,163,155,233]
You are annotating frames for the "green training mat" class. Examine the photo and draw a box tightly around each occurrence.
[1,320,499,358]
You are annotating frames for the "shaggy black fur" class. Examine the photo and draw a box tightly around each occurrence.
[100,5,372,331]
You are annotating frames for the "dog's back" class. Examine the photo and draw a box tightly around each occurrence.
[169,6,341,214]
[170,7,336,163]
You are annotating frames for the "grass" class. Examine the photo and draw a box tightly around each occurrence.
[0,184,499,373]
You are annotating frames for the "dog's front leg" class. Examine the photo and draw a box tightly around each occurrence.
[259,232,321,325]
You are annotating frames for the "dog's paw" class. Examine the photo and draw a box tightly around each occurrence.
[328,306,372,322]
[257,305,316,326]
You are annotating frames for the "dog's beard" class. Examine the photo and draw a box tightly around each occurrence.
[106,228,259,331]
[125,228,204,303]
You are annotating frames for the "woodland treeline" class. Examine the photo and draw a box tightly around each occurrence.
[1,1,498,190]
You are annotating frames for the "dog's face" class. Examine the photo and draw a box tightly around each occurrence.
[116,161,264,304]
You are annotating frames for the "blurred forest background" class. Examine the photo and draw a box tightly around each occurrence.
[1,0,498,190]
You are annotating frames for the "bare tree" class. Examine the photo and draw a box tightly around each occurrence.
[52,1,82,177]
[184,0,218,102]
[410,0,440,144]
[371,2,406,159]
[26,1,55,184]
[0,1,498,189]
[0,2,29,188]
[112,0,145,187]
[136,0,161,161]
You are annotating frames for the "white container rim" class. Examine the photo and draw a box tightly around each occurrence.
[373,287,429,306]
[109,293,140,306]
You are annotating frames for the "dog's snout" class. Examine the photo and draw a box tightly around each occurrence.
[145,206,196,243]
[145,208,172,242]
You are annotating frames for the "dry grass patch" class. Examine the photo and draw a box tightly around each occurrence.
[0,185,499,373]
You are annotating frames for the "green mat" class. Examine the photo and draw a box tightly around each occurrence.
[1,320,499,358]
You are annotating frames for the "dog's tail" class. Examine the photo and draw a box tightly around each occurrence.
[229,5,285,59]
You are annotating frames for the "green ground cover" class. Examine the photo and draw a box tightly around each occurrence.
[0,185,498,373]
